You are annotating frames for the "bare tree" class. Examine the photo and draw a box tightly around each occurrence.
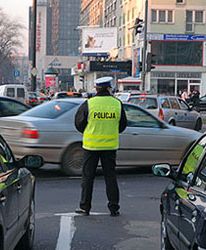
[0,8,24,83]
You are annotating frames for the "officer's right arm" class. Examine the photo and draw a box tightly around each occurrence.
[75,101,89,133]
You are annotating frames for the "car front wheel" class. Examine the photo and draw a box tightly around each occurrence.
[161,213,174,250]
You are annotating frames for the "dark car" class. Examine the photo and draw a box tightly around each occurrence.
[0,96,30,117]
[27,92,39,107]
[0,135,43,250]
[191,95,206,112]
[152,133,206,250]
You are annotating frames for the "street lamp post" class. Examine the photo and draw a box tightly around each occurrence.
[31,0,37,92]
[141,0,148,92]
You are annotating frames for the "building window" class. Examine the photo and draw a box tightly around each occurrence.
[176,0,185,3]
[168,11,173,23]
[132,8,135,19]
[152,10,157,22]
[151,9,174,23]
[186,10,204,32]
[123,13,126,25]
[151,41,203,66]
[127,10,130,22]
[195,10,204,23]
[119,16,122,26]
[159,10,166,22]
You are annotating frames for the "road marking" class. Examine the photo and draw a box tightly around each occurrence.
[55,212,108,250]
[56,214,75,250]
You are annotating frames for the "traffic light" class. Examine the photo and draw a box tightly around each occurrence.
[134,18,144,35]
[146,52,156,72]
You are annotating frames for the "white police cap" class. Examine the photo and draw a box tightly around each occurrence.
[94,76,113,87]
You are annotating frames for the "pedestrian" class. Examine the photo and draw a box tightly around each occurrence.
[190,89,200,111]
[181,89,189,102]
[75,76,127,217]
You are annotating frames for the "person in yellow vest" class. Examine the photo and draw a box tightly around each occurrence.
[75,77,127,216]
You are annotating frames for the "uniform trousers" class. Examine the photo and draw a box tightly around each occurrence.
[79,149,120,213]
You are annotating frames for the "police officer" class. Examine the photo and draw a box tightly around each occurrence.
[75,77,127,216]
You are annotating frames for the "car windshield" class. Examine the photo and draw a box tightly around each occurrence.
[129,97,158,109]
[20,100,77,119]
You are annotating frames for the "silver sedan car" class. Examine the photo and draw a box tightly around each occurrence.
[0,98,202,176]
[128,95,202,131]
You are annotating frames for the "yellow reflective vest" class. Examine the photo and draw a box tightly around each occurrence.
[83,96,121,150]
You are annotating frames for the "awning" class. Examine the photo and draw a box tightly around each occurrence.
[117,77,142,84]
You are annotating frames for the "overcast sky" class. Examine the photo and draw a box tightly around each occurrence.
[0,0,31,54]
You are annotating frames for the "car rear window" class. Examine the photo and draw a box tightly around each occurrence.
[21,100,77,119]
[129,97,158,109]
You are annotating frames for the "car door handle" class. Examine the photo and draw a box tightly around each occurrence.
[17,184,22,191]
[132,133,139,135]
[0,196,6,203]
[192,210,197,223]
[175,199,180,210]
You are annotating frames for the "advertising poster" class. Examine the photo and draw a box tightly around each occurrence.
[45,75,56,88]
[82,27,117,56]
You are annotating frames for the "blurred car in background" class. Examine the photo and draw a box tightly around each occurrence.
[0,134,43,250]
[53,91,82,99]
[0,96,30,117]
[190,94,206,112]
[115,91,141,102]
[128,95,202,131]
[27,92,39,107]
[0,99,201,176]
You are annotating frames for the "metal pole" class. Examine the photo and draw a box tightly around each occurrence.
[141,0,148,92]
[31,0,37,92]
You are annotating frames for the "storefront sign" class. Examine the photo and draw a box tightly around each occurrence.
[148,33,206,41]
[90,61,132,75]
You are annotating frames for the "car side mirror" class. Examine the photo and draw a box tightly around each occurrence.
[152,164,171,177]
[17,155,44,169]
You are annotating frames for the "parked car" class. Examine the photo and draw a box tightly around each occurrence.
[0,96,30,117]
[128,95,202,131]
[27,92,39,107]
[152,133,206,250]
[0,134,43,250]
[0,98,201,176]
[0,84,28,104]
[53,91,82,99]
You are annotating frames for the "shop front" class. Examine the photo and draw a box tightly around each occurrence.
[150,71,202,96]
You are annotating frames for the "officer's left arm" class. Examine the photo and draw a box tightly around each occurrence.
[75,101,89,133]
[119,102,127,133]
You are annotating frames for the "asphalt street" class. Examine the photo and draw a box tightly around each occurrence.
[31,166,169,250]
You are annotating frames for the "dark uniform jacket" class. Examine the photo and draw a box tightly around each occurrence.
[75,90,127,134]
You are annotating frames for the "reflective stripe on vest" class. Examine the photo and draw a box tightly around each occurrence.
[83,96,121,150]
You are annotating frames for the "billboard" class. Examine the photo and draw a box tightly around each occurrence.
[82,27,117,56]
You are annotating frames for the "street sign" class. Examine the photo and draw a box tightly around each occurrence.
[14,70,20,78]
[31,67,38,76]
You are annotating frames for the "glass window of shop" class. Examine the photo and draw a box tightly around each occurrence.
[157,79,175,95]
[151,41,203,65]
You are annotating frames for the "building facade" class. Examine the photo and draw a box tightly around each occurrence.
[29,0,81,90]
[135,0,206,96]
